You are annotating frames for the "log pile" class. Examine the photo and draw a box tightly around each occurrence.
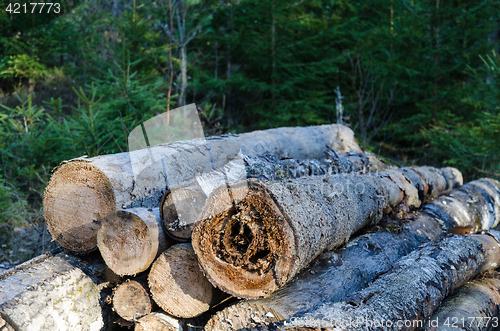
[2,123,500,331]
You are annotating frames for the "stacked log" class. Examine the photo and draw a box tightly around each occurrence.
[204,178,500,331]
[43,124,361,254]
[112,278,152,322]
[192,166,462,299]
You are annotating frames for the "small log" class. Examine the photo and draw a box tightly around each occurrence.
[97,207,172,276]
[192,166,462,299]
[44,124,360,254]
[148,243,226,318]
[135,311,185,331]
[424,270,500,331]
[204,178,500,331]
[280,230,500,331]
[0,249,114,331]
[205,302,284,331]
[113,279,152,322]
[162,151,386,241]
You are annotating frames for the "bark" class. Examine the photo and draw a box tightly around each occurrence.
[424,270,500,331]
[148,243,227,318]
[113,279,152,322]
[192,166,462,299]
[280,230,500,331]
[44,123,361,254]
[203,178,500,331]
[161,150,385,241]
[0,249,114,331]
[97,207,172,276]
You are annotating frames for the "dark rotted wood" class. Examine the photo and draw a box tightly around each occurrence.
[280,230,500,331]
[204,178,500,331]
[192,166,462,299]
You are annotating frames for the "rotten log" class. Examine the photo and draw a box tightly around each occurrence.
[113,278,152,322]
[192,166,462,299]
[43,124,360,254]
[204,178,500,331]
[279,230,500,331]
[424,270,500,331]
[148,243,227,318]
[97,207,172,276]
[0,249,114,331]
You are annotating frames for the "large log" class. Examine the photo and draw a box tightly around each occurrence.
[161,150,386,241]
[424,270,500,331]
[204,178,500,331]
[192,166,462,299]
[43,124,361,254]
[280,230,500,331]
[0,249,114,331]
[97,207,173,276]
[148,243,226,318]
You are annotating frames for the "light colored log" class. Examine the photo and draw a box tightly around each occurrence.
[135,311,185,331]
[148,243,226,318]
[280,230,500,331]
[97,207,172,276]
[113,279,152,322]
[0,250,112,331]
[424,270,500,331]
[192,166,462,299]
[44,124,361,254]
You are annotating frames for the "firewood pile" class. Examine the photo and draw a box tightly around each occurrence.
[2,123,500,331]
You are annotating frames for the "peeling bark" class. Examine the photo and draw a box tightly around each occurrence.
[0,250,114,331]
[192,166,462,299]
[97,207,173,276]
[280,230,500,331]
[204,178,500,331]
[424,270,500,331]
[44,124,361,254]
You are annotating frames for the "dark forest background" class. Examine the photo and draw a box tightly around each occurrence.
[0,0,499,262]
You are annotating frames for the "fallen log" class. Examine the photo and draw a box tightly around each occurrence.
[43,124,360,254]
[161,150,385,241]
[113,278,152,322]
[0,249,114,331]
[424,270,500,331]
[192,166,462,299]
[204,178,500,331]
[279,230,500,331]
[97,207,172,276]
[148,243,227,318]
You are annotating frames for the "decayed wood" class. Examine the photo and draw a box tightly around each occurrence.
[97,207,172,276]
[161,150,388,241]
[0,249,114,331]
[424,270,500,331]
[43,124,360,253]
[113,279,152,322]
[280,230,500,331]
[148,243,226,318]
[192,166,462,299]
[204,178,500,331]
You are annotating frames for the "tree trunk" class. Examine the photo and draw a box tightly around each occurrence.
[113,278,152,322]
[203,178,500,331]
[43,124,361,254]
[0,249,114,331]
[281,230,500,331]
[161,150,385,241]
[97,207,172,276]
[424,270,500,331]
[148,243,227,318]
[192,166,462,299]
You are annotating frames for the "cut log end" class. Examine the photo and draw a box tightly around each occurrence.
[148,244,221,318]
[98,209,164,276]
[193,182,295,299]
[44,161,116,254]
[135,312,184,331]
[205,302,284,331]
[113,280,152,322]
